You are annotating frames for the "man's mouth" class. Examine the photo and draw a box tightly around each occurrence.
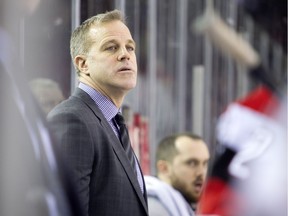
[118,66,132,72]
[194,182,203,192]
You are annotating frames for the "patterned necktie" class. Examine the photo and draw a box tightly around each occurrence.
[114,113,136,173]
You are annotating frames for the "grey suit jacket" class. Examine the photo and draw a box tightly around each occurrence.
[47,88,148,216]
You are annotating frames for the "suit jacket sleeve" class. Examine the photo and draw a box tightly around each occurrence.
[48,110,94,215]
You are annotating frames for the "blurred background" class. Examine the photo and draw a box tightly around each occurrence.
[1,0,286,215]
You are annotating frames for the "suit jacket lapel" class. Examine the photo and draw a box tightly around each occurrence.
[72,88,148,214]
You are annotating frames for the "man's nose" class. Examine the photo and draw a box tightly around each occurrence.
[117,47,130,61]
[196,165,206,176]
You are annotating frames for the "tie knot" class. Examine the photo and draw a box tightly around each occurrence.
[114,113,125,126]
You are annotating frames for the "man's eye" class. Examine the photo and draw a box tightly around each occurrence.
[127,46,135,51]
[186,160,197,167]
[106,46,117,51]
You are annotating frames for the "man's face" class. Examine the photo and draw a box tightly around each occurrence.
[80,20,137,96]
[170,136,210,203]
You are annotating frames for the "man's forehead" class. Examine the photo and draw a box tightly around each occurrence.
[175,136,209,154]
[88,25,134,48]
[175,136,202,147]
[89,22,132,38]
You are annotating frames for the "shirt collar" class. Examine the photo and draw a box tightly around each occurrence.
[78,82,119,121]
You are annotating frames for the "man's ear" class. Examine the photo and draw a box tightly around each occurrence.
[157,160,171,175]
[74,55,90,76]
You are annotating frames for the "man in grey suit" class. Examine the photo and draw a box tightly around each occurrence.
[48,10,148,216]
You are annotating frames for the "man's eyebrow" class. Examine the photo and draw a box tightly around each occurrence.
[100,39,136,46]
[184,158,198,163]
[100,39,117,47]
[127,39,136,46]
